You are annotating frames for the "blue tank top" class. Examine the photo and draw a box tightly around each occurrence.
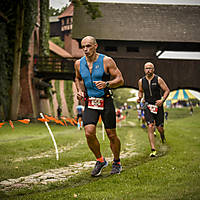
[80,54,109,97]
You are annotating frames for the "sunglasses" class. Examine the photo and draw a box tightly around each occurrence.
[145,67,154,70]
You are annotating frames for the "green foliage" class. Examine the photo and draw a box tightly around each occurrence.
[49,6,62,16]
[0,0,18,120]
[49,5,68,16]
[50,37,64,48]
[40,0,50,56]
[21,0,38,67]
[52,80,74,116]
[113,88,135,108]
[0,22,11,120]
[54,80,61,106]
[72,0,102,19]
[64,80,74,116]
[0,0,38,120]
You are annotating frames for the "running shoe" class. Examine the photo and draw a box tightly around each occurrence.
[149,150,157,157]
[141,124,146,128]
[110,162,122,175]
[149,151,157,157]
[91,159,108,177]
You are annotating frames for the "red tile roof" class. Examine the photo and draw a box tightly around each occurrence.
[58,3,73,19]
[49,40,72,58]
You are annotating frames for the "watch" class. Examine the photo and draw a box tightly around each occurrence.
[105,81,110,88]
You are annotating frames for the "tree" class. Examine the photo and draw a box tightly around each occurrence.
[0,0,38,120]
[40,0,50,57]
[72,0,101,19]
[10,0,25,120]
[113,88,136,108]
[0,13,10,120]
[49,6,61,16]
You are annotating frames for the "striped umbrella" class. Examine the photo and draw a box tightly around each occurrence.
[167,89,197,101]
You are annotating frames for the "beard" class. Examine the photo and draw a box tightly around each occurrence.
[146,72,153,78]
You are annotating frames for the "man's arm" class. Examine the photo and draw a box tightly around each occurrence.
[137,79,143,103]
[94,56,124,89]
[156,77,170,106]
[74,60,85,100]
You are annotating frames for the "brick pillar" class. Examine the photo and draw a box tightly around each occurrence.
[64,33,72,55]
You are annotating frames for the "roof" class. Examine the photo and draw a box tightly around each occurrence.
[72,3,200,43]
[49,40,72,58]
[58,3,73,19]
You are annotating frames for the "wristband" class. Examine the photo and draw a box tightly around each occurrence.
[161,97,166,102]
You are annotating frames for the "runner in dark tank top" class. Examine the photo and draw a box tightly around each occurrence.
[142,75,162,105]
[137,62,170,157]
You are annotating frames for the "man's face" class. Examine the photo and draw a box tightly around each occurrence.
[144,64,154,77]
[81,38,97,57]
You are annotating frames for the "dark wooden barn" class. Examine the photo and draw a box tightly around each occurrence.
[72,3,200,91]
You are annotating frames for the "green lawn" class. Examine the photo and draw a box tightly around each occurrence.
[0,107,200,199]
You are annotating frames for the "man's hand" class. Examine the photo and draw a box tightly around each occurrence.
[77,91,84,100]
[155,99,163,107]
[93,81,106,90]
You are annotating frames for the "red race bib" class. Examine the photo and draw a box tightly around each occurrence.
[88,97,104,110]
[147,104,158,114]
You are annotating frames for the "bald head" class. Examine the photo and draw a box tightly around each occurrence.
[144,62,154,69]
[81,36,97,45]
[144,62,155,77]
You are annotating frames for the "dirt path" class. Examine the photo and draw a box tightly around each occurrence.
[0,142,138,191]
[0,121,140,191]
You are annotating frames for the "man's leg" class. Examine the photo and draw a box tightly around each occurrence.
[85,124,108,176]
[157,126,166,143]
[155,108,165,143]
[106,128,121,160]
[147,123,157,157]
[84,124,101,158]
[141,116,146,128]
[147,123,156,150]
[106,128,122,174]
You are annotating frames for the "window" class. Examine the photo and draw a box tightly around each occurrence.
[126,47,139,52]
[105,46,117,52]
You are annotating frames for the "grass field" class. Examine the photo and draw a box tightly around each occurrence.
[0,107,199,199]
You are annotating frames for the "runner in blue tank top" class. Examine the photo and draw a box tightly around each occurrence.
[74,36,124,176]
[79,54,109,98]
[137,62,170,157]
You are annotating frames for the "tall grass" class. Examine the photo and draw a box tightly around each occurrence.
[0,107,199,199]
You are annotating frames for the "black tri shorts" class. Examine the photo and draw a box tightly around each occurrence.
[144,105,164,127]
[83,97,116,129]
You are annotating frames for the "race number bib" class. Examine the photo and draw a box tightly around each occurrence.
[147,104,158,114]
[88,97,104,110]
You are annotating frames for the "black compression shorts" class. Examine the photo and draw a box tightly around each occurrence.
[144,105,164,127]
[77,113,82,119]
[83,97,116,129]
